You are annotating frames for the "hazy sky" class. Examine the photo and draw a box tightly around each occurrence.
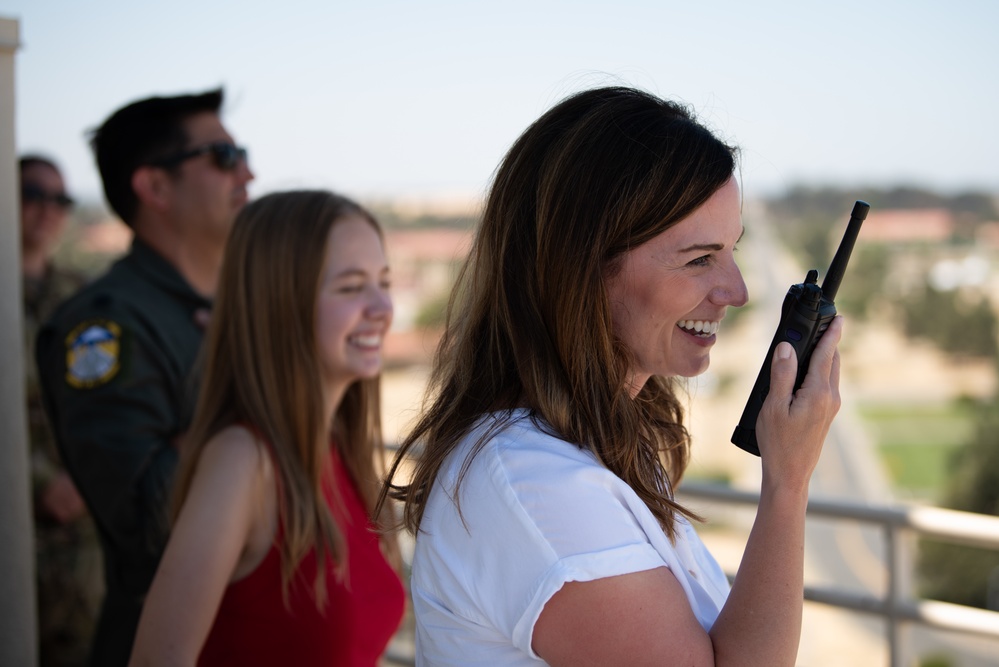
[5,0,997,206]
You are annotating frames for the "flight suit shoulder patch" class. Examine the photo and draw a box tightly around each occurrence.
[64,320,122,389]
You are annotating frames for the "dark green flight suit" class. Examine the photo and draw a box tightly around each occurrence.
[36,239,210,667]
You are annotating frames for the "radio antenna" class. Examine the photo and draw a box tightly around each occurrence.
[821,200,870,301]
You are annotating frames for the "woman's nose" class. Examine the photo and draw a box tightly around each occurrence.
[367,286,393,319]
[712,260,749,307]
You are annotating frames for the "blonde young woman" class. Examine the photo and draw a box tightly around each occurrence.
[382,87,843,666]
[130,191,404,666]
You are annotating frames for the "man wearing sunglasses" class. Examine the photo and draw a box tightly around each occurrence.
[35,88,254,667]
[21,155,103,667]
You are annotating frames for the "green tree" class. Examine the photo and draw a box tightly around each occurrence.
[918,384,999,609]
[899,284,998,359]
[835,245,890,319]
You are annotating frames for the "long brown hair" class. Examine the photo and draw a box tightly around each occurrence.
[381,87,737,541]
[173,190,396,605]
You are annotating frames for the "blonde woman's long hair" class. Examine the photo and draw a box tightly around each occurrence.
[173,190,396,606]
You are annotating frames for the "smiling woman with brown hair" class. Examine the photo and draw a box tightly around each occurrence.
[381,86,843,666]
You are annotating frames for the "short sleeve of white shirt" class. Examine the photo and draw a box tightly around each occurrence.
[411,410,731,665]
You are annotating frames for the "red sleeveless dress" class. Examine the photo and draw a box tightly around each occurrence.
[198,447,405,666]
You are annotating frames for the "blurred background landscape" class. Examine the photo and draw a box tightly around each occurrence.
[6,1,997,664]
[54,183,999,525]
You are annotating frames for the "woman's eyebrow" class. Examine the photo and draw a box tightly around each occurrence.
[677,227,745,254]
[678,242,724,253]
[332,265,391,280]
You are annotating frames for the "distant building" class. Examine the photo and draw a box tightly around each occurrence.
[382,228,473,366]
[386,228,473,266]
[861,208,954,243]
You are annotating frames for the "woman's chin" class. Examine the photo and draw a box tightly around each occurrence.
[674,355,711,379]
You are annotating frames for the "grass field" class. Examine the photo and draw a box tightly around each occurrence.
[858,401,977,502]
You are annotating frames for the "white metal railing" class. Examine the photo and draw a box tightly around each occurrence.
[380,476,999,667]
[678,481,999,667]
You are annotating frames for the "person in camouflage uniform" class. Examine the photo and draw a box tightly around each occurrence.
[21,155,103,667]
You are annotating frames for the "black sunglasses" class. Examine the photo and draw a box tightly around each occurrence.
[22,184,75,209]
[146,141,248,172]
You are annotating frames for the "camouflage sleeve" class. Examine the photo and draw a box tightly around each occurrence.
[35,307,181,597]
[30,445,61,501]
[27,264,91,505]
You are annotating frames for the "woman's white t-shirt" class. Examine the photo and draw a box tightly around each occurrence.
[411,409,731,665]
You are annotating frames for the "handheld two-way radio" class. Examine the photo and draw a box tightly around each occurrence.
[731,200,870,456]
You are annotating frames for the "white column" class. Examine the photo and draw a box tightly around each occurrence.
[0,15,37,667]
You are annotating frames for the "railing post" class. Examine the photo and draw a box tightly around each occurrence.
[886,522,916,667]
[886,523,900,667]
[888,524,916,667]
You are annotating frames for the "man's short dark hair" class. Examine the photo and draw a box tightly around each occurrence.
[89,88,224,226]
